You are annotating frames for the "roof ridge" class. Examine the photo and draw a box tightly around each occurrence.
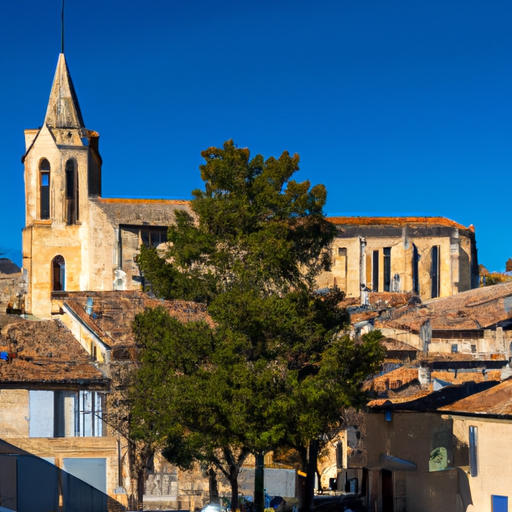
[97,197,190,205]
[326,216,471,230]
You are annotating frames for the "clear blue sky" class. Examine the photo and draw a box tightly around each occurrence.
[1,1,511,270]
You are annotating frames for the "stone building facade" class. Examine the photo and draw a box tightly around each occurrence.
[22,53,188,318]
[317,217,478,302]
[0,318,124,511]
[22,55,479,318]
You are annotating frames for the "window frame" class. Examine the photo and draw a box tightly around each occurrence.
[469,425,478,477]
[372,250,379,292]
[52,255,66,292]
[383,247,391,292]
[39,159,51,220]
[431,245,441,298]
[65,159,79,225]
[29,390,105,438]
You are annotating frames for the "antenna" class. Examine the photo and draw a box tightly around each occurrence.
[61,0,65,53]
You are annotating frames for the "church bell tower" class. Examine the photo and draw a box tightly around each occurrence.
[22,53,102,317]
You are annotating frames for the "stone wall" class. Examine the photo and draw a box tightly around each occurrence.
[0,271,25,313]
[316,223,477,301]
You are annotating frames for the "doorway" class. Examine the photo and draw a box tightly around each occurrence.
[382,469,393,512]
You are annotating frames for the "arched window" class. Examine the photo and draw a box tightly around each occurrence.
[65,159,79,224]
[52,255,65,291]
[40,159,50,220]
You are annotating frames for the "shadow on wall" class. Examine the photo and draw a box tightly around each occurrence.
[457,467,473,512]
[0,439,126,512]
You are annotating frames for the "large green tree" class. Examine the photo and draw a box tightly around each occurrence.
[131,140,384,511]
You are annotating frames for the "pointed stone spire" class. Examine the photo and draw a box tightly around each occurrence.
[44,53,85,129]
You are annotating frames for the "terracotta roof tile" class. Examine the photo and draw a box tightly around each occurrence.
[97,197,189,205]
[364,366,419,393]
[440,378,512,416]
[376,281,512,332]
[432,369,501,385]
[60,291,213,358]
[381,339,419,352]
[326,216,471,230]
[369,381,499,412]
[0,320,107,386]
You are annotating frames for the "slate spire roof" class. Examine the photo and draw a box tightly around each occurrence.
[44,53,85,129]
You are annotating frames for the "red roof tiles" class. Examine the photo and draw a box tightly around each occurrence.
[97,197,189,205]
[326,216,471,230]
[0,320,107,386]
[376,281,512,332]
[440,378,512,416]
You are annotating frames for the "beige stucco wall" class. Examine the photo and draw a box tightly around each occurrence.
[364,412,468,512]
[0,389,124,504]
[448,415,512,512]
[59,311,110,363]
[0,389,29,437]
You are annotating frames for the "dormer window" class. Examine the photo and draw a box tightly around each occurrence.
[40,159,50,220]
[65,159,79,224]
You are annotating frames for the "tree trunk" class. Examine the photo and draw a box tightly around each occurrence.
[229,465,240,512]
[209,467,220,503]
[135,445,154,510]
[304,440,319,512]
[254,453,264,512]
[137,467,146,509]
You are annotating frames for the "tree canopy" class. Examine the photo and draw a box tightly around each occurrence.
[131,140,384,510]
[138,139,336,302]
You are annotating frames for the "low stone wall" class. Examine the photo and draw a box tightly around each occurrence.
[0,272,26,314]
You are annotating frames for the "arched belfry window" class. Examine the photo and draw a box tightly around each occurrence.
[52,255,65,291]
[40,159,50,220]
[65,159,79,225]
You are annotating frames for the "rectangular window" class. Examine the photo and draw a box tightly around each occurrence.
[469,426,478,477]
[30,390,105,438]
[383,248,391,292]
[63,458,107,494]
[431,246,441,298]
[451,344,458,353]
[140,227,168,248]
[491,495,508,512]
[40,172,50,220]
[29,390,54,437]
[78,390,104,437]
[372,250,379,292]
[412,244,420,294]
